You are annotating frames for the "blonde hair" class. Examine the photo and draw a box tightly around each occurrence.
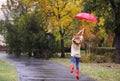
[72,34,84,45]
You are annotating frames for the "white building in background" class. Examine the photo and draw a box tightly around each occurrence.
[0,0,7,20]
[0,34,6,46]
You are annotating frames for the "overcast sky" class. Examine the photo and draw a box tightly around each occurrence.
[0,0,6,20]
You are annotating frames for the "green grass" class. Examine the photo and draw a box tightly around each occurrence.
[50,58,120,81]
[0,60,18,81]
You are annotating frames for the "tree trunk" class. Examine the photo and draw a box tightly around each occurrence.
[114,34,120,63]
[114,10,120,63]
[16,52,21,57]
[61,38,65,58]
[28,52,32,57]
[109,0,120,64]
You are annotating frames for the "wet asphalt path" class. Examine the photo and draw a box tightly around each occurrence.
[0,53,96,81]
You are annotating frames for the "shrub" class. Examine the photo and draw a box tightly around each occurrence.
[90,54,106,63]
[92,47,115,55]
[81,53,115,63]
[81,54,91,63]
[103,53,115,62]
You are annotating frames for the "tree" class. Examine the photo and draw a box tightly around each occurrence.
[2,0,60,58]
[109,0,120,63]
[20,0,98,57]
[82,0,120,63]
[5,12,48,56]
[43,0,82,58]
[0,20,6,35]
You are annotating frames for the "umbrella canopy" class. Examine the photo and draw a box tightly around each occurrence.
[76,12,98,23]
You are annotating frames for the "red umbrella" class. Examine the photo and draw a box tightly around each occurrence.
[75,12,98,23]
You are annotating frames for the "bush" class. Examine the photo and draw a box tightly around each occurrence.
[90,54,106,63]
[92,47,115,55]
[103,53,115,62]
[81,53,115,63]
[81,54,91,63]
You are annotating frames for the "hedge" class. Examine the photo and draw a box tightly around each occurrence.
[92,47,115,55]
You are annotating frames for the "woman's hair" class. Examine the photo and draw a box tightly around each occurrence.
[73,34,84,45]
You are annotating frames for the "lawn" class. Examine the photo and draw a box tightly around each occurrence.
[50,58,120,81]
[0,59,18,81]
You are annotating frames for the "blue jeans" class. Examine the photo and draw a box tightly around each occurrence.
[71,56,80,70]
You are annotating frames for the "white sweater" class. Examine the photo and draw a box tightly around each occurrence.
[71,35,83,57]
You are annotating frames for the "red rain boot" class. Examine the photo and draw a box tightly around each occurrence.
[70,65,74,73]
[76,69,79,80]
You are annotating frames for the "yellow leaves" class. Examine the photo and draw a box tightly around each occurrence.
[46,1,82,26]
[76,0,83,5]
[21,0,34,7]
[64,2,81,18]
[79,20,96,38]
[60,16,72,26]
[97,27,107,40]
[98,17,105,26]
[20,0,28,4]
[32,0,83,41]
[96,17,107,40]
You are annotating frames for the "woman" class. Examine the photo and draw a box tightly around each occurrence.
[70,28,85,80]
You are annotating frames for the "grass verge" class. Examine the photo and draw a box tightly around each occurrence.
[0,59,18,81]
[50,58,120,81]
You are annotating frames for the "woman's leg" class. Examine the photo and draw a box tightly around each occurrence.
[75,57,80,80]
[71,56,74,65]
[76,57,80,70]
[70,56,74,73]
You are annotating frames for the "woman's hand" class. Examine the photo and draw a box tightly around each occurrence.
[77,28,85,35]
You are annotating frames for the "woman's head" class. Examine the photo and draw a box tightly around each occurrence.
[73,35,83,44]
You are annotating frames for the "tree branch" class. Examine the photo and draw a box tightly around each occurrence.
[109,0,116,9]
